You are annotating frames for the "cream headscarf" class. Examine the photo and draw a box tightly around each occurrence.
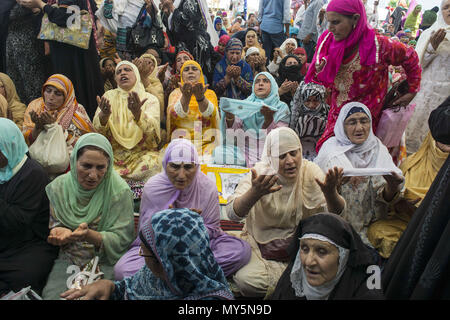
[139,53,165,113]
[231,127,327,244]
[0,94,7,118]
[102,61,160,150]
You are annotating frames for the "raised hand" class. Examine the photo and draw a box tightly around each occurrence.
[250,168,282,198]
[127,91,147,121]
[192,83,208,101]
[67,223,89,242]
[260,105,275,123]
[430,28,446,51]
[97,95,112,126]
[158,63,169,84]
[39,111,57,126]
[179,82,193,99]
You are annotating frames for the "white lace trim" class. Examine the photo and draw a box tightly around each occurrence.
[174,101,189,118]
[200,100,214,118]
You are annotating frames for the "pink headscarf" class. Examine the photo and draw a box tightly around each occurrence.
[305,0,376,87]
[138,139,222,240]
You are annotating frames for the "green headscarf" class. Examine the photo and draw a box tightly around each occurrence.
[404,5,422,34]
[421,10,438,27]
[46,133,135,264]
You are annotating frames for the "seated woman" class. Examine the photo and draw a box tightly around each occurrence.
[219,72,291,167]
[226,127,346,298]
[289,81,330,161]
[368,131,449,258]
[93,61,161,200]
[41,133,136,300]
[114,139,251,280]
[100,58,117,92]
[241,28,266,60]
[267,38,298,77]
[61,208,234,300]
[245,47,267,76]
[0,72,27,128]
[276,54,304,106]
[22,74,95,167]
[214,16,228,38]
[314,102,404,250]
[166,60,220,161]
[271,213,384,300]
[0,118,58,297]
[213,38,253,100]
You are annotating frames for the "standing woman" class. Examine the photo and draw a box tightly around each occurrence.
[21,0,104,120]
[306,0,422,152]
[405,0,450,153]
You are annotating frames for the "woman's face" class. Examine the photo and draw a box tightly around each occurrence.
[285,57,299,67]
[176,53,191,72]
[146,49,162,65]
[218,42,226,53]
[166,162,197,190]
[115,64,137,91]
[140,244,164,278]
[43,85,65,110]
[76,149,109,191]
[327,12,359,42]
[226,49,242,65]
[215,22,223,31]
[0,80,6,99]
[254,74,271,99]
[246,31,257,46]
[0,150,8,168]
[300,238,340,287]
[304,95,321,110]
[285,42,296,54]
[182,64,201,83]
[414,5,421,14]
[443,0,450,25]
[103,59,116,73]
[142,57,156,75]
[343,112,371,145]
[278,149,302,180]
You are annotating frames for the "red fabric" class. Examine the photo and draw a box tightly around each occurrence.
[315,35,422,151]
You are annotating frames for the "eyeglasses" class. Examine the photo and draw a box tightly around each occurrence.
[138,246,157,259]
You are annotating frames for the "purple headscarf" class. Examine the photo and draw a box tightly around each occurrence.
[138,139,222,240]
[305,0,376,87]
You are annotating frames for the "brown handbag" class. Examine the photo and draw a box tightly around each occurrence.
[257,236,295,262]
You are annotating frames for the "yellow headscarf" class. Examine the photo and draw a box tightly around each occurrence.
[0,73,27,127]
[102,61,159,150]
[139,53,165,112]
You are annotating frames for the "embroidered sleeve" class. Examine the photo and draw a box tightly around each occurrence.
[235,77,252,95]
[173,100,189,118]
[200,100,215,118]
[214,78,227,96]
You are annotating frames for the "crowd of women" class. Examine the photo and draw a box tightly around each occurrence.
[0,0,449,300]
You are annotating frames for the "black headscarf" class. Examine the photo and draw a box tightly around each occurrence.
[271,213,384,300]
[382,97,450,299]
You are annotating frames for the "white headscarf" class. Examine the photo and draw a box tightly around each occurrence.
[280,38,298,57]
[245,46,260,58]
[290,233,350,300]
[415,0,450,63]
[314,102,402,176]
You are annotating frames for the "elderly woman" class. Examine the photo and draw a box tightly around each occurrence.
[0,118,58,297]
[41,133,135,300]
[213,38,253,100]
[93,61,161,200]
[114,139,251,281]
[100,58,117,92]
[166,60,220,160]
[314,102,404,250]
[290,81,330,161]
[22,74,95,172]
[245,48,267,75]
[276,54,304,106]
[271,213,384,300]
[306,0,422,152]
[242,28,266,60]
[267,38,298,77]
[61,208,234,300]
[226,127,346,298]
[0,72,27,127]
[219,72,291,168]
[406,0,450,153]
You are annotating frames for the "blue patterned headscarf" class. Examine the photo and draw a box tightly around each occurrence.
[0,118,28,184]
[125,208,233,300]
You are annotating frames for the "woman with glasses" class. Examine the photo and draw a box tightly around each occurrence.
[314,102,404,258]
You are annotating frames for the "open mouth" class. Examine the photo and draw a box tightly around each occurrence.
[285,167,297,174]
